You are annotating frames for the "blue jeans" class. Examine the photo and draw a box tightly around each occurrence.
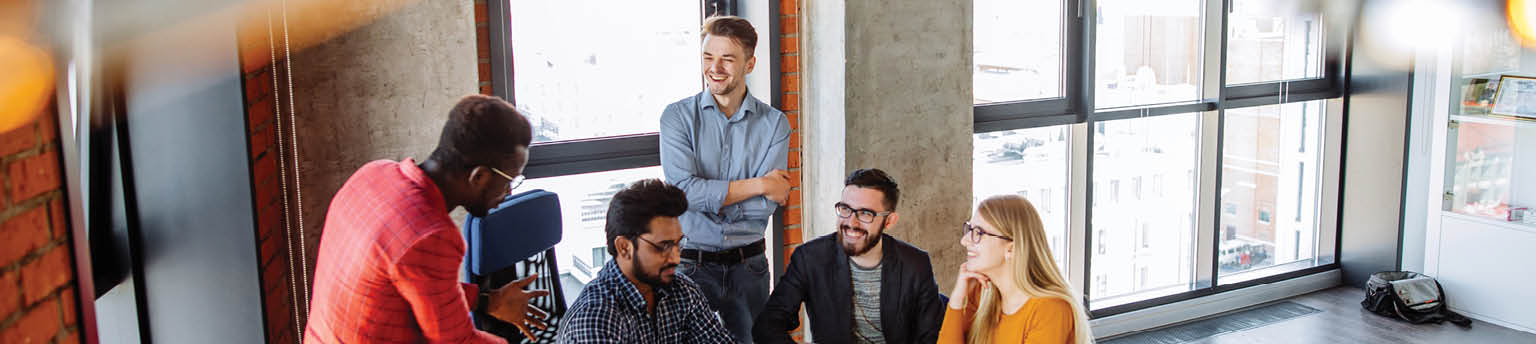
[678,254,770,344]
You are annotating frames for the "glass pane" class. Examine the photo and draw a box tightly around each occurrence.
[509,1,702,143]
[519,166,663,306]
[973,125,1073,274]
[1089,113,1201,309]
[974,0,1064,104]
[1226,0,1325,85]
[1218,101,1326,283]
[1095,0,1204,109]
[1448,120,1536,223]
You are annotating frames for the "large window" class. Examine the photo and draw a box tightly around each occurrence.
[1218,101,1326,283]
[508,0,702,143]
[490,1,783,304]
[1095,0,1205,109]
[973,0,1064,104]
[1089,114,1202,308]
[1225,0,1324,85]
[972,0,1341,317]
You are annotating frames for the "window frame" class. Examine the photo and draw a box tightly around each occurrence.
[485,0,789,282]
[971,0,1347,318]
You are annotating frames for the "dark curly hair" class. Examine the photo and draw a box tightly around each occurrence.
[605,179,688,255]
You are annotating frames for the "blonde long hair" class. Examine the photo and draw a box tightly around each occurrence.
[967,195,1094,344]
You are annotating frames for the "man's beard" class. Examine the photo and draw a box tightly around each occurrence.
[839,219,885,257]
[630,249,677,287]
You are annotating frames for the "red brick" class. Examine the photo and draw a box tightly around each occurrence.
[788,151,801,169]
[10,150,63,203]
[780,36,799,55]
[0,271,19,316]
[785,111,799,131]
[247,96,275,130]
[787,169,801,186]
[249,124,272,158]
[780,0,798,16]
[477,26,491,57]
[480,85,493,95]
[478,62,492,84]
[780,55,799,73]
[38,109,57,144]
[787,188,801,207]
[783,227,802,245]
[780,15,798,36]
[58,330,79,344]
[788,129,800,149]
[782,93,799,111]
[781,73,799,94]
[0,206,49,266]
[0,119,37,158]
[474,1,488,23]
[60,287,76,327]
[22,247,72,305]
[48,199,65,240]
[4,298,61,344]
[784,207,802,227]
[243,69,273,104]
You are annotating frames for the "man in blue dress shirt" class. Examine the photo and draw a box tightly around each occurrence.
[658,15,791,344]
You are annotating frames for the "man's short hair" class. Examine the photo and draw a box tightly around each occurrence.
[605,179,688,255]
[701,15,758,56]
[845,168,900,211]
[426,94,533,170]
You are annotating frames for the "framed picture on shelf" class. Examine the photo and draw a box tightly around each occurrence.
[1461,78,1497,114]
[1491,75,1536,119]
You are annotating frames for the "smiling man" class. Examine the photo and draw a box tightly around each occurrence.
[659,15,792,343]
[753,168,947,344]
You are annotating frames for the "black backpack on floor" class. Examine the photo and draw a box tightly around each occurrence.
[1361,271,1471,328]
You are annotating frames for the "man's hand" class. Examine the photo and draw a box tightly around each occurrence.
[486,274,552,341]
[760,169,792,205]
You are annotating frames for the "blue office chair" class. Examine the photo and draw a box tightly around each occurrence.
[462,189,565,343]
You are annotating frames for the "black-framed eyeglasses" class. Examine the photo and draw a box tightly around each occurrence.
[489,167,525,191]
[834,202,892,224]
[962,222,1013,244]
[634,235,683,256]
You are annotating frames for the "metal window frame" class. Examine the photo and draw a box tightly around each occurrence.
[486,0,787,280]
[972,0,1349,319]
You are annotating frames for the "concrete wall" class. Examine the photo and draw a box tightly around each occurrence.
[805,0,974,292]
[287,0,478,255]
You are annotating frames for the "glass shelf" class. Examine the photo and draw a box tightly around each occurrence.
[1443,115,1536,223]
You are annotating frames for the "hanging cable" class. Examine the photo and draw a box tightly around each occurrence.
[279,0,312,324]
[266,5,303,342]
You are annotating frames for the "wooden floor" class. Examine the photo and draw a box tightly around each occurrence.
[1184,287,1536,343]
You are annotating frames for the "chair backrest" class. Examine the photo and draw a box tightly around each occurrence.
[463,190,563,277]
[461,190,568,342]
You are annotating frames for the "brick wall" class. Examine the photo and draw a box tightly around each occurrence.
[239,30,304,344]
[0,98,83,343]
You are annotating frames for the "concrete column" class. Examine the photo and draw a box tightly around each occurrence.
[804,0,974,292]
[285,0,478,259]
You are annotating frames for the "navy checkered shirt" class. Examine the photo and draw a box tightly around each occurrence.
[556,260,734,344]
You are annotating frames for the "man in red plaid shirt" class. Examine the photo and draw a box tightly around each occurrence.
[305,94,548,343]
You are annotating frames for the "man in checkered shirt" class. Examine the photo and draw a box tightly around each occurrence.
[556,179,734,344]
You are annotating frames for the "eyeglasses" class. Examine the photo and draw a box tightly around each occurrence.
[634,235,683,256]
[489,167,525,191]
[834,202,892,224]
[962,222,1013,244]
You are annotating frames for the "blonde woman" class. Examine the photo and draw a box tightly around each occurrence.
[938,195,1094,344]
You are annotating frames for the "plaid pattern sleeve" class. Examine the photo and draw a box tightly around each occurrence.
[304,159,506,344]
[392,229,505,343]
[556,262,735,344]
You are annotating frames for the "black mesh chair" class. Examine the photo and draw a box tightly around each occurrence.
[462,190,566,343]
